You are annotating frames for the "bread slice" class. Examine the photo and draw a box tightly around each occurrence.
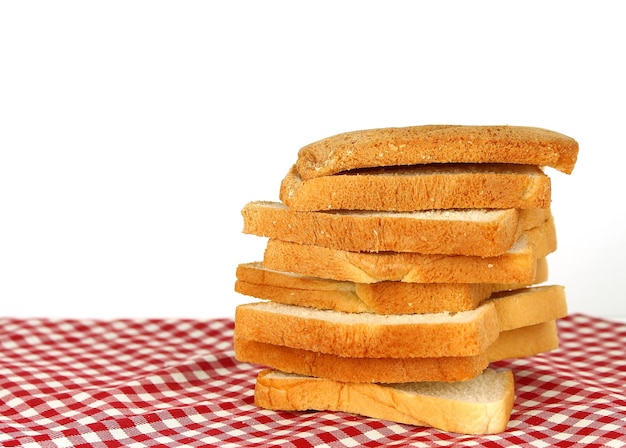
[235,320,559,383]
[234,285,566,359]
[295,124,579,180]
[263,217,556,284]
[281,163,551,212]
[235,258,549,314]
[236,299,500,359]
[242,201,551,256]
[254,367,515,434]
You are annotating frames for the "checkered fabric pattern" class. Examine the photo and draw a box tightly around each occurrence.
[1,314,624,447]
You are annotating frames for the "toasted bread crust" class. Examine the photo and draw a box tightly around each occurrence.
[295,125,579,180]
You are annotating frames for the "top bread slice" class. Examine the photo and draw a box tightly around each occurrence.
[295,125,579,180]
[280,163,551,211]
[242,201,551,256]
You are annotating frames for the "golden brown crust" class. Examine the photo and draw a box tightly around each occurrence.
[280,163,551,212]
[295,125,579,180]
[262,218,556,284]
[235,321,558,383]
[242,201,551,256]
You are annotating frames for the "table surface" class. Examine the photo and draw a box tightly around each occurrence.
[0,314,624,447]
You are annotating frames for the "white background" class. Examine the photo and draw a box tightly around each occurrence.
[0,1,624,321]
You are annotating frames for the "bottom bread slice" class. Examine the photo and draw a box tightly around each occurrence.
[235,320,558,383]
[254,368,515,435]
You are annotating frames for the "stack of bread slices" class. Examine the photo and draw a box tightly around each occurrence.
[234,125,579,435]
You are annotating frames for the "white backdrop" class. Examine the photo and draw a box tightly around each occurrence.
[1,1,624,321]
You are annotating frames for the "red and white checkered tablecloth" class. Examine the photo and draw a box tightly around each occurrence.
[0,314,624,447]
